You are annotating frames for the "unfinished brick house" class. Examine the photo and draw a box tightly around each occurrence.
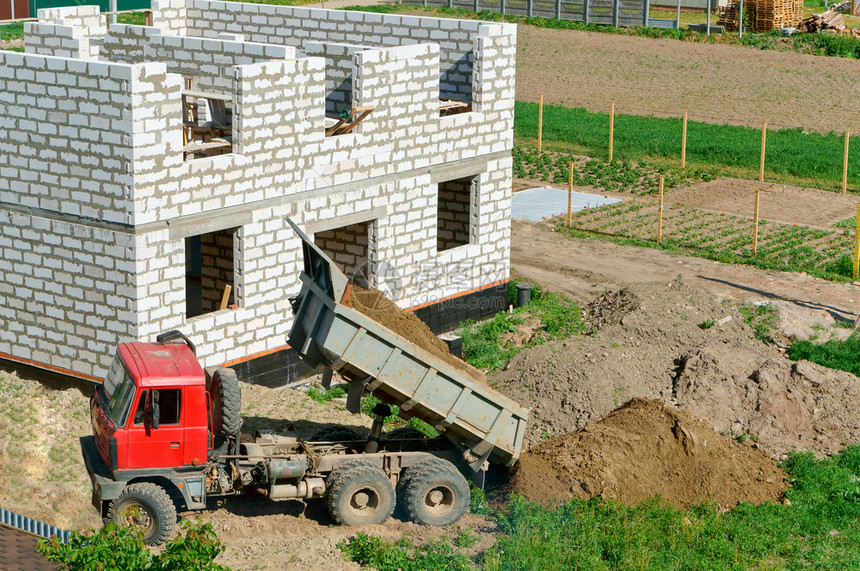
[0,1,516,384]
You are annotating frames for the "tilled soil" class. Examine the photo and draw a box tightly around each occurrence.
[517,26,860,133]
[510,398,788,509]
[663,178,860,227]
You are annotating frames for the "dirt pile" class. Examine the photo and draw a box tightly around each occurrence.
[674,340,860,459]
[491,279,752,446]
[510,399,787,509]
[350,285,484,382]
[584,286,641,334]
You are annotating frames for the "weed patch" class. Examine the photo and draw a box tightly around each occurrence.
[459,282,585,370]
[739,302,779,343]
[513,145,716,194]
[554,202,856,282]
[339,533,474,571]
[788,333,860,377]
[342,445,860,570]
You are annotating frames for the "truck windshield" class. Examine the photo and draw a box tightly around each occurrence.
[101,355,136,427]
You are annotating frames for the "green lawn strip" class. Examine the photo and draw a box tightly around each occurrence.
[515,102,860,191]
[1,21,24,41]
[339,446,860,570]
[552,205,856,282]
[457,280,585,371]
[788,333,860,377]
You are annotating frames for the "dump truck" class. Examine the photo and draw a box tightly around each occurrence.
[81,218,528,545]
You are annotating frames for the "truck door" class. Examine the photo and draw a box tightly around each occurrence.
[126,388,185,469]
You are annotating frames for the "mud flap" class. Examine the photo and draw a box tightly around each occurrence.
[346,376,371,413]
[321,367,333,390]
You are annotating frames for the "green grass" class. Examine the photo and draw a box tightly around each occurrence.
[514,145,717,193]
[835,215,857,229]
[739,302,779,343]
[515,102,860,191]
[1,22,24,42]
[458,281,585,370]
[340,445,860,570]
[788,333,860,377]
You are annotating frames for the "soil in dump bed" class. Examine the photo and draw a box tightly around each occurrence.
[349,286,485,383]
[509,398,787,509]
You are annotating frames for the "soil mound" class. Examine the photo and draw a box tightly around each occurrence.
[584,286,641,334]
[674,340,860,459]
[491,280,751,446]
[350,286,485,382]
[510,399,787,509]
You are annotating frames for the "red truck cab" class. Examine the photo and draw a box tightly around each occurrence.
[91,335,209,473]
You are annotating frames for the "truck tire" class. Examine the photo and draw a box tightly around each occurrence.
[107,482,177,546]
[311,426,363,441]
[327,464,395,526]
[385,427,427,440]
[210,367,241,437]
[399,458,469,526]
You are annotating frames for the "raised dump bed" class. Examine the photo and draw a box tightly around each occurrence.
[286,218,528,468]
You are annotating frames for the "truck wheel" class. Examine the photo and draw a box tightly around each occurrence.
[107,482,177,546]
[210,368,241,437]
[385,427,427,440]
[311,426,363,441]
[400,458,469,526]
[327,465,395,526]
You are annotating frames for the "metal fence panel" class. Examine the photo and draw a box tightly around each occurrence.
[399,0,660,27]
[505,0,529,15]
[0,508,71,543]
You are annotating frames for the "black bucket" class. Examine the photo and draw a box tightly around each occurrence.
[515,284,532,308]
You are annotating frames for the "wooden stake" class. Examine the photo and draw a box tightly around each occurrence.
[843,130,850,195]
[854,203,860,280]
[681,110,688,169]
[220,284,232,311]
[759,121,767,183]
[657,175,664,245]
[753,189,761,256]
[568,162,574,228]
[537,93,544,153]
[609,100,615,162]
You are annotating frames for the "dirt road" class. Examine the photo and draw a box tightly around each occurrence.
[511,219,860,324]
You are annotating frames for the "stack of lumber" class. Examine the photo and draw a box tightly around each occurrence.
[717,1,750,31]
[717,0,803,31]
[800,9,846,32]
[754,0,804,30]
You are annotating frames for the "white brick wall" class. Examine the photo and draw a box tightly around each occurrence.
[2,3,516,380]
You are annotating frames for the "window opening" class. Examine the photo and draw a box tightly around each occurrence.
[181,77,233,160]
[314,220,375,287]
[437,176,475,252]
[186,228,237,318]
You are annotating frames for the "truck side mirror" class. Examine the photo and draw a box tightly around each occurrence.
[147,390,160,430]
[151,402,160,430]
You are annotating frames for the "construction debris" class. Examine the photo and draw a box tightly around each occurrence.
[800,9,846,33]
[830,0,852,13]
